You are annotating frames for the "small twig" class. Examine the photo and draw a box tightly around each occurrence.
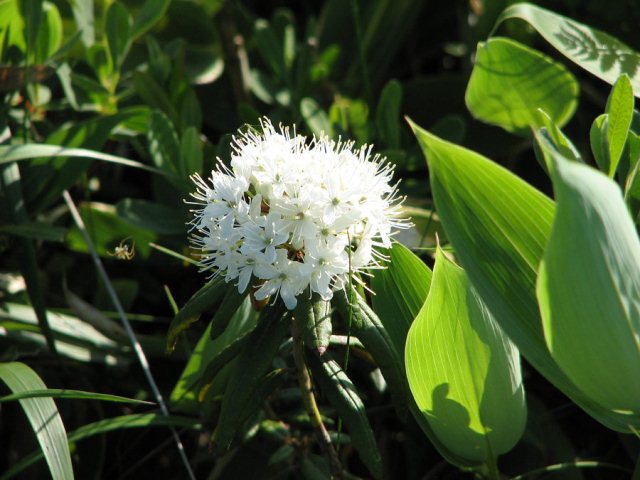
[62,190,196,480]
[291,316,342,479]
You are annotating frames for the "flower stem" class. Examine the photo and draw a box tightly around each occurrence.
[291,316,343,479]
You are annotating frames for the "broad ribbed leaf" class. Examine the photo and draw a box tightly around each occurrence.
[370,243,432,355]
[406,249,526,465]
[0,362,73,480]
[410,120,635,432]
[495,3,640,97]
[466,37,578,135]
[537,138,640,424]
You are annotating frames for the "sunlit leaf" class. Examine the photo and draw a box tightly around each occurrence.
[410,120,636,432]
[406,249,526,465]
[495,2,640,97]
[466,37,578,135]
[0,362,73,480]
[536,134,640,425]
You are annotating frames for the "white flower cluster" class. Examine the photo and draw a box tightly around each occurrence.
[189,119,409,310]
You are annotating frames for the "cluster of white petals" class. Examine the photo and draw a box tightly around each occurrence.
[188,119,409,310]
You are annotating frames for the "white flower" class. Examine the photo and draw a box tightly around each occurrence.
[188,118,409,309]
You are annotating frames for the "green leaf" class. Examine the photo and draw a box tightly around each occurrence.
[131,0,170,40]
[180,126,203,175]
[0,144,165,175]
[65,202,156,259]
[0,222,65,242]
[410,119,639,432]
[301,98,331,138]
[170,297,258,413]
[33,1,62,63]
[294,292,332,356]
[0,362,73,480]
[213,305,289,451]
[334,290,409,417]
[405,249,526,465]
[1,413,202,480]
[465,37,579,135]
[605,74,634,177]
[370,243,432,356]
[376,80,403,148]
[69,0,93,47]
[590,113,609,172]
[105,1,132,72]
[209,287,250,340]
[308,354,383,479]
[0,303,128,365]
[0,388,153,405]
[116,198,185,236]
[166,277,229,353]
[495,2,640,97]
[254,19,286,79]
[133,71,178,122]
[535,109,582,166]
[148,110,182,177]
[536,137,640,424]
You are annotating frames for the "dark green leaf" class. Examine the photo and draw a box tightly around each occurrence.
[132,0,171,40]
[376,80,402,148]
[294,292,332,356]
[0,388,153,404]
[213,305,289,451]
[116,198,186,236]
[166,276,229,352]
[308,354,383,479]
[105,1,132,71]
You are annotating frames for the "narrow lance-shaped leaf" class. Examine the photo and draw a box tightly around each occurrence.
[465,37,579,135]
[604,74,634,177]
[308,354,383,480]
[294,291,332,356]
[536,133,640,425]
[166,277,229,352]
[410,119,636,432]
[213,305,289,451]
[405,248,526,466]
[494,3,640,97]
[0,362,73,480]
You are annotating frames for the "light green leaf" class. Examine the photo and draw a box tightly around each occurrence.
[0,144,165,176]
[69,0,94,47]
[605,74,634,177]
[495,3,640,97]
[301,98,331,138]
[465,37,578,135]
[536,137,640,423]
[590,113,609,172]
[0,362,73,480]
[410,120,635,432]
[406,249,526,465]
[370,243,432,356]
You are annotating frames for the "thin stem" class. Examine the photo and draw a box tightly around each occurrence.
[62,191,196,480]
[291,316,342,479]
